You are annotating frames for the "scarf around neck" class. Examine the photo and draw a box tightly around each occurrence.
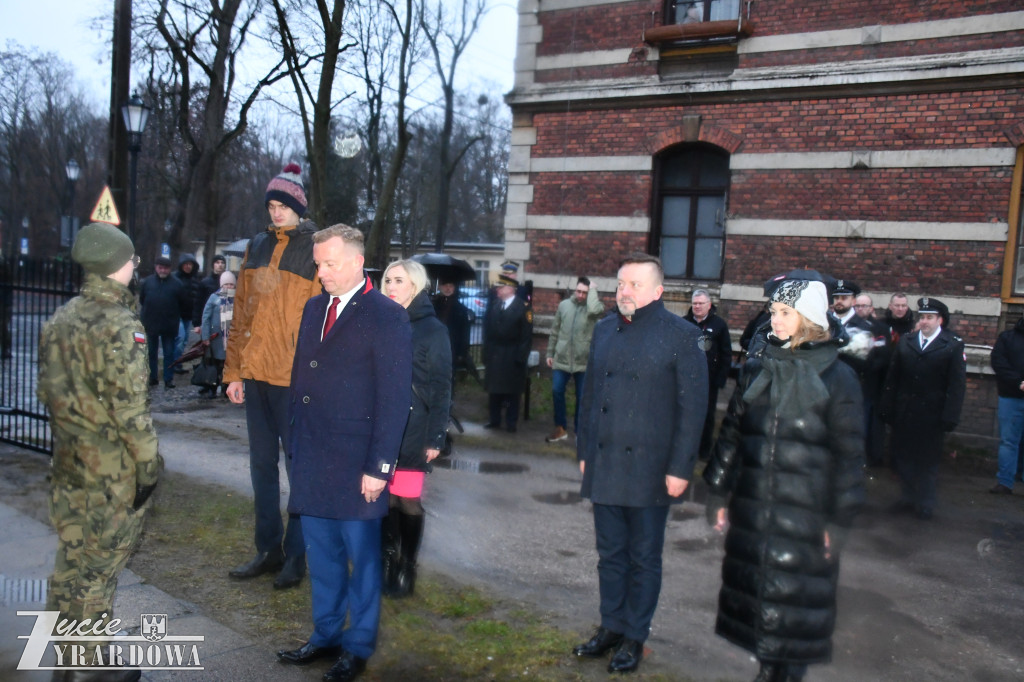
[743,338,838,418]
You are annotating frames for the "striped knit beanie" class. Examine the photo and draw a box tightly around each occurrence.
[265,163,307,217]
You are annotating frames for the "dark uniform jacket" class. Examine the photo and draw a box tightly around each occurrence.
[879,327,966,458]
[991,317,1024,399]
[287,278,412,521]
[483,295,532,394]
[139,273,184,337]
[703,335,865,665]
[578,300,708,507]
[684,306,732,389]
[398,291,452,471]
[432,292,471,362]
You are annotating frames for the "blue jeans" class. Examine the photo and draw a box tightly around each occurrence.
[552,370,585,432]
[996,396,1024,488]
[593,503,670,642]
[147,332,177,384]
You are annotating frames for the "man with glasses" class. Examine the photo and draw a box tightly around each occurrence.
[545,276,603,442]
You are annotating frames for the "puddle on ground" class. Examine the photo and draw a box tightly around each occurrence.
[434,458,528,474]
[532,490,582,505]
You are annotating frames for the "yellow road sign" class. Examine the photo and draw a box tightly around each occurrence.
[89,186,121,225]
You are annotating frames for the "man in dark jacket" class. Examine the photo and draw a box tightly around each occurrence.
[172,253,200,365]
[684,289,732,459]
[432,278,475,390]
[482,267,533,432]
[191,253,226,332]
[573,253,708,674]
[139,256,184,388]
[989,316,1024,494]
[276,225,411,682]
[879,297,966,520]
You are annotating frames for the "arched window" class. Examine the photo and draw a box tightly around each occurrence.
[650,145,729,280]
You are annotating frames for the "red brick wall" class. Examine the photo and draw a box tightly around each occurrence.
[537,1,658,56]
[531,90,1023,157]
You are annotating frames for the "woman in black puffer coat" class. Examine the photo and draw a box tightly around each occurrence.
[703,278,865,682]
[380,259,452,597]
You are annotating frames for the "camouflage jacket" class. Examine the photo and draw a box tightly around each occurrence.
[37,274,160,489]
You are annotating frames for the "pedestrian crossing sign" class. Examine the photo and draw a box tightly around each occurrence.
[90,186,121,225]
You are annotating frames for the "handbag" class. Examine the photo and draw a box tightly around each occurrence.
[190,347,220,388]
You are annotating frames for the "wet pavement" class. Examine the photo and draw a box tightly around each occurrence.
[3,387,1024,680]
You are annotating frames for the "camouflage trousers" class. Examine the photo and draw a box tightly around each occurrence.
[47,478,145,657]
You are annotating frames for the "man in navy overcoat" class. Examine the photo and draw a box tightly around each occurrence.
[573,253,708,674]
[276,225,412,682]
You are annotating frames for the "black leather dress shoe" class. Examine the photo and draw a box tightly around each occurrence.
[607,638,643,673]
[276,642,341,665]
[273,555,306,589]
[572,626,624,658]
[323,651,367,682]
[229,550,284,579]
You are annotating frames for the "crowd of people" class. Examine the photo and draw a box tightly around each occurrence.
[34,160,1015,682]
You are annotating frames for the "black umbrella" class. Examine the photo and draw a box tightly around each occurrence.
[411,253,476,283]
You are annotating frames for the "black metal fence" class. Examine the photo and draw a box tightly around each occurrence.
[0,256,81,454]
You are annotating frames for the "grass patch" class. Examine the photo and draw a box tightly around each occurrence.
[131,471,679,680]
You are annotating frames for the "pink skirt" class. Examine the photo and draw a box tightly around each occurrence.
[389,470,425,498]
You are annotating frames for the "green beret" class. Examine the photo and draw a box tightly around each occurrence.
[71,223,135,276]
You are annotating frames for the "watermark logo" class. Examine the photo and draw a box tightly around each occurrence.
[141,614,166,642]
[17,611,204,671]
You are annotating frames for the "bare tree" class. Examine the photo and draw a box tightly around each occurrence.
[419,0,486,252]
[269,0,352,225]
[364,0,418,270]
[136,0,291,260]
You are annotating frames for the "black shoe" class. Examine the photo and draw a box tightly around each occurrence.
[753,662,787,682]
[393,512,424,598]
[483,422,501,429]
[273,555,306,589]
[989,483,1014,495]
[323,651,367,682]
[149,377,159,387]
[887,500,915,515]
[277,642,341,666]
[165,381,175,389]
[229,550,284,579]
[607,639,643,673]
[573,626,624,658]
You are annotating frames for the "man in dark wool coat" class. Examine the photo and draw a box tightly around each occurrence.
[482,264,533,432]
[879,297,966,520]
[275,225,412,682]
[573,253,708,674]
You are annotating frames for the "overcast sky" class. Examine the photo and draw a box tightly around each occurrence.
[1,0,518,112]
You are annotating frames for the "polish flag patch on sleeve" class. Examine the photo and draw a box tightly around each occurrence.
[134,331,146,343]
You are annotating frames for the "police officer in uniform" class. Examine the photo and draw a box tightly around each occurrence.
[879,297,966,519]
[483,263,533,432]
[38,223,161,682]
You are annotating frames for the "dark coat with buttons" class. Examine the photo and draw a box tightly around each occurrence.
[684,305,732,389]
[483,295,533,394]
[398,291,452,472]
[879,326,966,461]
[287,278,412,520]
[703,336,865,665]
[578,299,709,507]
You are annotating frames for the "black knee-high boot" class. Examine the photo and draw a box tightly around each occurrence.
[394,512,424,597]
[381,507,402,596]
[753,662,787,682]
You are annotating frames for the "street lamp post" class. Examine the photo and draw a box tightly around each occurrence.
[121,92,151,242]
[63,158,80,248]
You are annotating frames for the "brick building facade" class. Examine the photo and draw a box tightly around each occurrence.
[503,0,1024,440]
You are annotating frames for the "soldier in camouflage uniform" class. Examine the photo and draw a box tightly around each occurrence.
[37,222,161,682]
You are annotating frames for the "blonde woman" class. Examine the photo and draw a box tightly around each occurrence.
[703,278,865,682]
[380,259,452,596]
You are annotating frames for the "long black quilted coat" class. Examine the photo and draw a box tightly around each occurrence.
[703,336,865,665]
